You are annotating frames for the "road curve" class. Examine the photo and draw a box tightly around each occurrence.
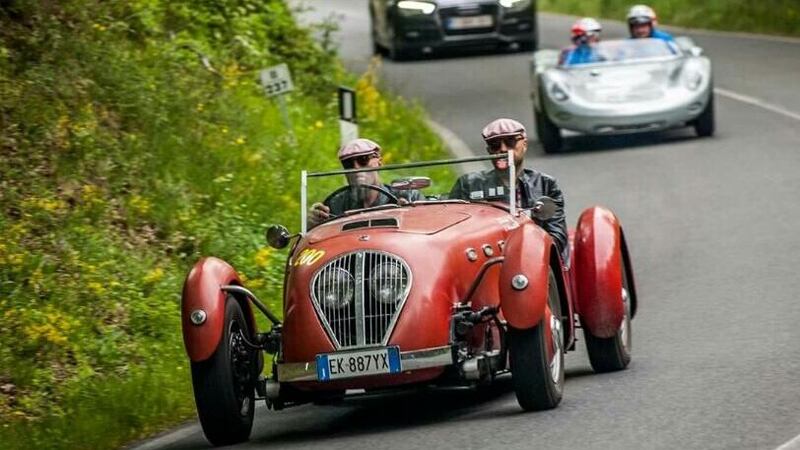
[136,2,800,449]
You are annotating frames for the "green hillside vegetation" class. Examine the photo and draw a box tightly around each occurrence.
[540,0,800,37]
[0,1,449,448]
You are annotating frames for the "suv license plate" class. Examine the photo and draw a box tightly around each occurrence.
[316,347,401,381]
[447,15,494,30]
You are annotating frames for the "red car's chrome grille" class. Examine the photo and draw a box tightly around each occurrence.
[310,250,411,349]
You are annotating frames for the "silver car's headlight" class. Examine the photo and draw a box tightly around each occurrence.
[316,267,354,309]
[369,262,407,305]
[549,82,570,102]
[499,0,531,10]
[397,1,436,15]
[684,70,703,90]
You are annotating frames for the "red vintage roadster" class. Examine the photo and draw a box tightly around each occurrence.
[181,155,637,446]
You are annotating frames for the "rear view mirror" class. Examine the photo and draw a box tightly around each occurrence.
[266,224,291,249]
[531,196,557,221]
[390,176,431,191]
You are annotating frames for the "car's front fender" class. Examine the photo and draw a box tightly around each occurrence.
[181,257,244,362]
[499,222,552,330]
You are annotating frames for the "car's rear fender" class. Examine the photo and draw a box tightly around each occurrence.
[499,222,552,330]
[573,206,631,338]
[181,257,255,362]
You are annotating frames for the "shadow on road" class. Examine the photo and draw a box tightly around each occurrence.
[535,128,709,157]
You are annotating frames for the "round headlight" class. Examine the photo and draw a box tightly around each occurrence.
[369,262,407,305]
[316,268,353,309]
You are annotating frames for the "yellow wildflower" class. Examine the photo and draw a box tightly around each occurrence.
[314,120,324,129]
[254,247,272,268]
[88,281,107,296]
[143,267,164,284]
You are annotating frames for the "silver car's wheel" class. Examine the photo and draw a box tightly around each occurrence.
[694,88,715,137]
[534,102,562,153]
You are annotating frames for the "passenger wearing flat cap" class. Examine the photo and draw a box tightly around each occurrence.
[308,138,424,229]
[449,118,569,263]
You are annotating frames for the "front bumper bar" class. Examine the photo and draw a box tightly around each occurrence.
[277,345,455,382]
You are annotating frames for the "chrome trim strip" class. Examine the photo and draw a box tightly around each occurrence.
[355,252,366,346]
[276,345,454,383]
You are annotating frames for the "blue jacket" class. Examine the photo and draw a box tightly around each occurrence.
[562,44,604,66]
[651,28,675,42]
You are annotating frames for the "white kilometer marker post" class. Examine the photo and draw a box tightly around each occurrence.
[260,63,296,143]
[338,86,358,146]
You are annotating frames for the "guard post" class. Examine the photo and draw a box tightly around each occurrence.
[338,86,358,146]
[260,63,296,143]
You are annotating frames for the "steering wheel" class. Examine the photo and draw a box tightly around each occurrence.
[320,184,400,220]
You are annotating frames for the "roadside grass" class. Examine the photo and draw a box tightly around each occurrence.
[0,1,450,448]
[539,0,800,37]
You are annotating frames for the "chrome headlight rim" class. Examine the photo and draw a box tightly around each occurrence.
[369,261,409,305]
[314,266,354,309]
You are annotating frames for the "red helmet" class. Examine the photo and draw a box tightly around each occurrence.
[571,17,602,44]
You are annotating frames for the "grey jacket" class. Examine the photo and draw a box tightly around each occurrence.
[449,168,569,263]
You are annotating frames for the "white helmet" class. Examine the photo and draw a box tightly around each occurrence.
[627,4,657,26]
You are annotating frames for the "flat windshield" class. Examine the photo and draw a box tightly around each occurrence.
[561,38,678,67]
[301,154,515,233]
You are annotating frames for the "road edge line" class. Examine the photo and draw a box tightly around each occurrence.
[776,433,800,450]
[426,118,473,159]
[715,88,800,122]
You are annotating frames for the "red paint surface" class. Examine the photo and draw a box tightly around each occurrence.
[181,257,242,362]
[573,207,625,338]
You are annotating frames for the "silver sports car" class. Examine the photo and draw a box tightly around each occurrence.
[530,37,714,153]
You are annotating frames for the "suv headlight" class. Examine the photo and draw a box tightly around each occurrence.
[316,267,354,309]
[499,0,531,10]
[369,262,407,305]
[397,1,436,15]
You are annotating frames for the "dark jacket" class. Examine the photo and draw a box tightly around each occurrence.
[449,168,569,263]
[325,184,423,216]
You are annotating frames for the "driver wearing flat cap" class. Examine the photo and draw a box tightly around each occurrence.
[308,138,423,228]
[449,118,569,263]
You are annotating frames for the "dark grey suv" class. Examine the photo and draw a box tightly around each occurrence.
[370,0,537,60]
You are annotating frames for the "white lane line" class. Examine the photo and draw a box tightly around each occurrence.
[715,88,800,122]
[776,433,800,450]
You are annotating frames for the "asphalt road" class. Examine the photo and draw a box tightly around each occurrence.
[138,3,800,449]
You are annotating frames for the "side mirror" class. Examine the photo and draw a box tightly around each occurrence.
[531,196,557,221]
[266,224,291,249]
[689,46,703,57]
[390,176,431,191]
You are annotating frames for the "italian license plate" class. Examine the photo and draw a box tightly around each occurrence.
[316,347,401,381]
[447,15,494,30]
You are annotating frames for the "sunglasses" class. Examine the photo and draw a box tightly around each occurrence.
[486,136,522,153]
[341,153,378,169]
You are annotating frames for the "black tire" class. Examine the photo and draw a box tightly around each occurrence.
[693,91,715,137]
[191,297,258,446]
[508,269,565,411]
[534,103,562,153]
[584,258,633,373]
[388,41,409,61]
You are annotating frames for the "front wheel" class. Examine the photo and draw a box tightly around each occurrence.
[693,90,715,137]
[509,269,564,411]
[191,296,259,446]
[584,259,633,373]
[534,105,562,153]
